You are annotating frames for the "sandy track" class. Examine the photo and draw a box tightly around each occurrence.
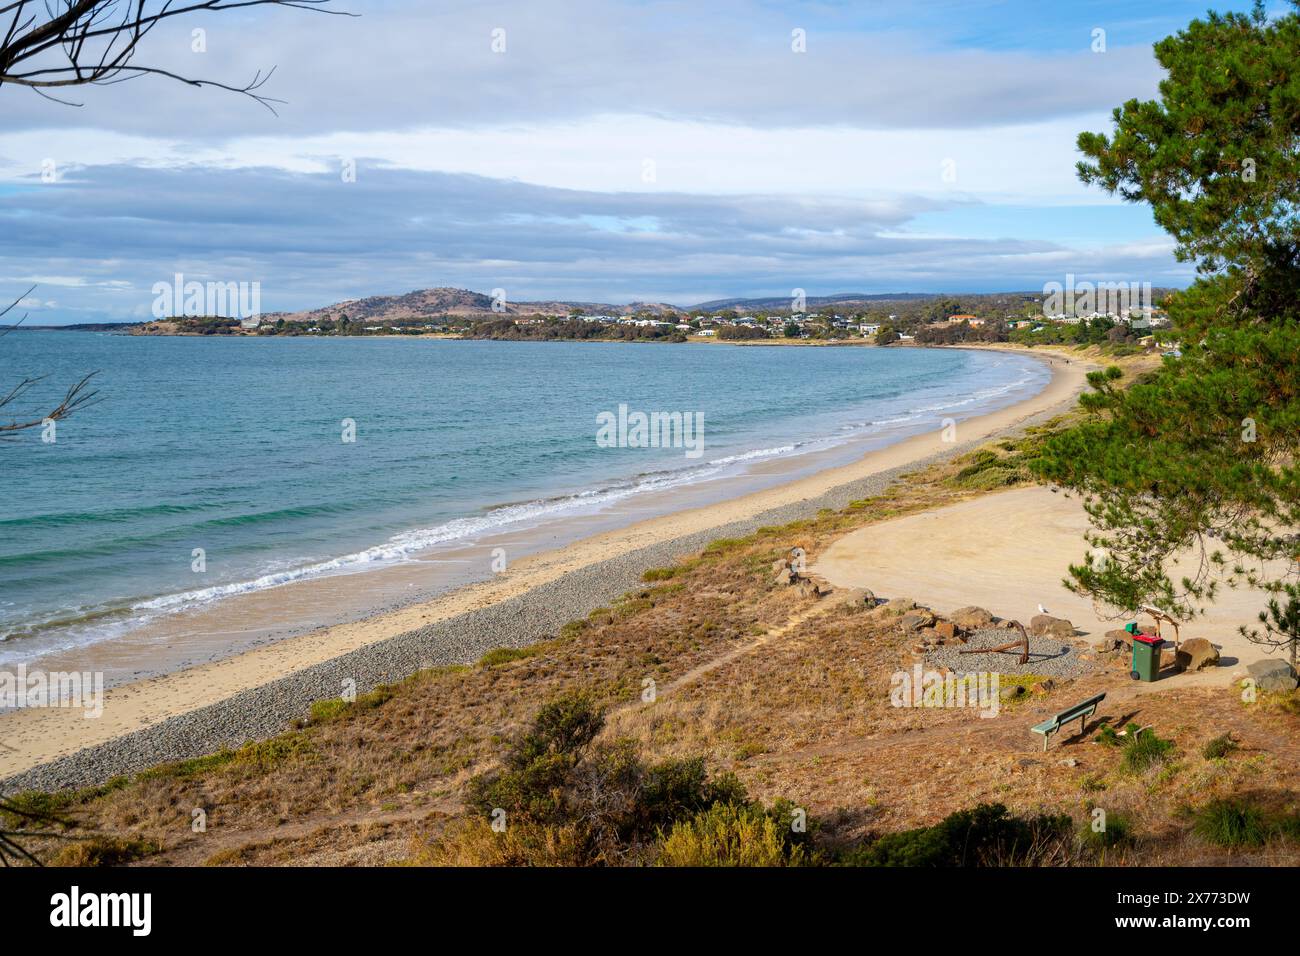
[812,484,1282,689]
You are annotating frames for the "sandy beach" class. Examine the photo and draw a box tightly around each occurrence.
[0,347,1091,785]
[813,483,1279,691]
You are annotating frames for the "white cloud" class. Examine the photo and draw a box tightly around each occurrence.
[1,113,1123,207]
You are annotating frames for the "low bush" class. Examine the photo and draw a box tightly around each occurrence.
[1201,733,1238,760]
[435,691,803,866]
[641,566,681,582]
[655,802,810,867]
[478,646,539,668]
[1082,811,1134,850]
[1193,799,1270,848]
[1098,722,1176,773]
[838,803,1073,867]
[50,835,160,867]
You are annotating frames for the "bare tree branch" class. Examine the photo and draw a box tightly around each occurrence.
[0,0,354,112]
[1,290,102,437]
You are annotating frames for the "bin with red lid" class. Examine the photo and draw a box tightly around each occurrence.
[1130,633,1165,682]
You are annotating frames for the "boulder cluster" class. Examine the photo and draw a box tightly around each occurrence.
[768,561,1261,683]
[770,554,835,600]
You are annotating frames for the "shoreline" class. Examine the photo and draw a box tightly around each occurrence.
[0,346,1092,790]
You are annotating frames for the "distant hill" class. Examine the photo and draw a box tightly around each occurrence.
[264,287,683,324]
[260,287,969,325]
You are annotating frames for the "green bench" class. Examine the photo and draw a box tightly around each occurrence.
[1030,692,1106,751]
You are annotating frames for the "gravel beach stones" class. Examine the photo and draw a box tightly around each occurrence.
[925,627,1098,680]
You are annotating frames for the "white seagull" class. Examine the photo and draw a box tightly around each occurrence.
[1037,603,1049,615]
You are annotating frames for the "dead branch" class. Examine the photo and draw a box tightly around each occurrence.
[0,0,354,112]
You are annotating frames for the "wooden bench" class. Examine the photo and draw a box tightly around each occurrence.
[1030,692,1106,751]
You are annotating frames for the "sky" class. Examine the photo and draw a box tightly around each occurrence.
[0,0,1272,323]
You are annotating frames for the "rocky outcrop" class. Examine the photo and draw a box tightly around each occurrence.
[949,606,995,629]
[1175,638,1220,672]
[1247,659,1298,693]
[1030,614,1075,640]
[838,587,876,608]
[1106,629,1135,649]
[1094,633,1124,652]
[797,576,833,599]
[898,609,937,632]
[933,620,965,643]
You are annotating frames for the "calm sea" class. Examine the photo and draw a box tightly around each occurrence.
[0,333,1047,665]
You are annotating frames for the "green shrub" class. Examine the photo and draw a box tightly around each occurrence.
[1083,811,1133,850]
[1194,799,1271,847]
[1099,722,1176,773]
[1122,727,1176,773]
[309,697,350,722]
[136,734,315,781]
[465,692,605,825]
[50,836,160,867]
[478,646,539,668]
[1201,733,1238,760]
[422,817,592,866]
[641,566,681,582]
[840,803,1072,867]
[307,683,396,724]
[445,691,806,866]
[702,536,753,556]
[655,802,810,867]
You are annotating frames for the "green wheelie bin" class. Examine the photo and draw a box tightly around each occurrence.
[1130,633,1164,682]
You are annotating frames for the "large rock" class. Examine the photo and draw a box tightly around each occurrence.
[1030,614,1075,640]
[933,620,963,642]
[898,610,937,632]
[1176,638,1220,672]
[839,587,875,608]
[773,567,793,586]
[1107,628,1135,649]
[1093,634,1123,652]
[872,597,919,620]
[950,606,995,629]
[1247,659,1299,693]
[797,576,832,599]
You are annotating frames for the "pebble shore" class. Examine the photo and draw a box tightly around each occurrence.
[926,627,1097,679]
[1,404,1064,794]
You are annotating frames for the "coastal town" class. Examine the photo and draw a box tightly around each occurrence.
[123,285,1177,352]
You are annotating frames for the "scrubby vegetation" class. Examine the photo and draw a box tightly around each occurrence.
[418,693,806,866]
[1097,722,1176,774]
[838,803,1073,867]
[1202,733,1238,760]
